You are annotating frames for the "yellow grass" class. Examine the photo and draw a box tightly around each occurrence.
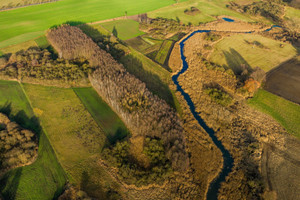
[209,34,298,72]
[23,84,121,198]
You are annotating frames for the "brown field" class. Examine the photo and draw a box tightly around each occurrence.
[261,137,300,200]
[264,56,300,104]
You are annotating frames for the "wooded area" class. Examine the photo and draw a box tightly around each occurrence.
[47,25,189,172]
[0,47,94,87]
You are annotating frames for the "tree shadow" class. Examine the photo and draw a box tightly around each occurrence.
[77,23,125,60]
[112,26,118,38]
[0,168,22,200]
[120,54,176,109]
[107,127,129,145]
[223,48,252,75]
[0,101,42,139]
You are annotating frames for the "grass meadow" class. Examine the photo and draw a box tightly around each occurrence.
[0,80,66,200]
[101,19,145,40]
[73,87,129,144]
[155,40,173,65]
[209,34,298,72]
[0,0,184,48]
[34,36,50,49]
[23,84,120,198]
[248,89,300,138]
[148,0,254,25]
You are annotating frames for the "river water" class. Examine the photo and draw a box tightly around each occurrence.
[171,24,280,199]
[172,30,234,200]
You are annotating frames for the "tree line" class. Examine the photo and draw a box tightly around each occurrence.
[47,25,189,172]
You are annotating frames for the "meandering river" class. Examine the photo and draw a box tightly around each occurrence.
[172,30,234,200]
[172,24,281,199]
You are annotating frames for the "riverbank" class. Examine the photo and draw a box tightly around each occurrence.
[169,25,300,199]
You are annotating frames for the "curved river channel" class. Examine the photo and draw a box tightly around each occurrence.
[172,25,279,199]
[172,30,234,200]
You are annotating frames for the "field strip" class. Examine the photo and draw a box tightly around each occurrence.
[18,82,67,175]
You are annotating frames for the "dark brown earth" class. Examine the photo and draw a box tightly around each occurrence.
[261,136,300,200]
[264,56,300,104]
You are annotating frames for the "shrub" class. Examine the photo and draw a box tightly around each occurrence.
[102,137,172,186]
[204,88,233,106]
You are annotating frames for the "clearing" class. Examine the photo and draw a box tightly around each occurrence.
[209,34,298,72]
[248,89,300,138]
[0,80,66,200]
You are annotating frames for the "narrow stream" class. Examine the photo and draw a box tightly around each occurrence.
[172,30,234,200]
[172,25,279,199]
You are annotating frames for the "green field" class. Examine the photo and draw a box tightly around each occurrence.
[155,40,173,65]
[209,34,298,72]
[0,38,38,54]
[0,0,183,48]
[35,36,50,49]
[248,89,300,138]
[23,84,119,198]
[101,19,145,40]
[148,0,254,25]
[74,87,129,144]
[0,80,66,200]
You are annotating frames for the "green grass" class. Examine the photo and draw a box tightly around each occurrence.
[209,34,298,72]
[0,0,183,48]
[248,89,300,138]
[148,0,254,25]
[35,36,49,49]
[0,31,45,49]
[0,40,37,54]
[155,40,173,65]
[23,84,119,198]
[121,46,182,115]
[0,80,66,200]
[73,87,129,144]
[101,19,145,40]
